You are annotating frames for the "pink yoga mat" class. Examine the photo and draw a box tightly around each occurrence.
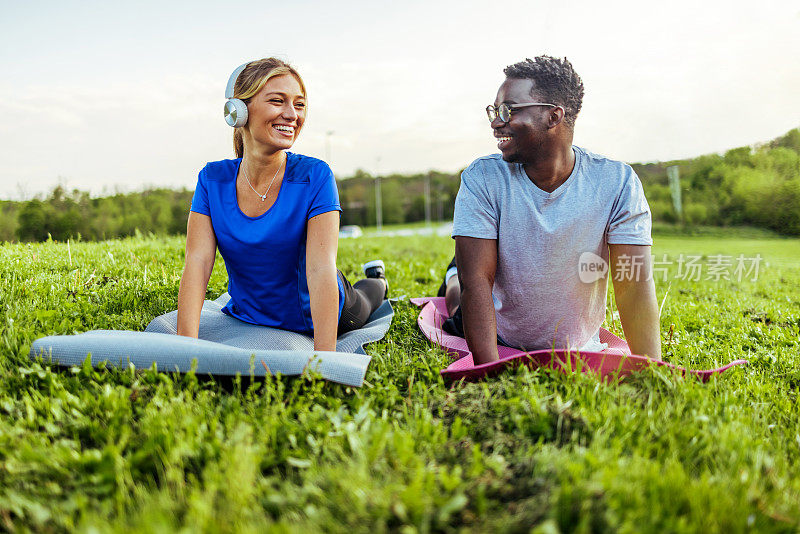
[410,297,746,382]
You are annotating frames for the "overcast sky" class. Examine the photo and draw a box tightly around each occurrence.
[1,0,799,199]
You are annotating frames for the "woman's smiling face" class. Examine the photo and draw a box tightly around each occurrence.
[244,74,306,151]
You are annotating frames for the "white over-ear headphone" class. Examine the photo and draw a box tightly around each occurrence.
[223,62,250,128]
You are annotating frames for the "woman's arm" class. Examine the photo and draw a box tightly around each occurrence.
[177,212,217,338]
[306,211,340,352]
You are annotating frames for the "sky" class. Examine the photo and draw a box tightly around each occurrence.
[1,0,799,199]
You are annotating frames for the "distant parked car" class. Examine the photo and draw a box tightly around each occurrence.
[339,225,363,239]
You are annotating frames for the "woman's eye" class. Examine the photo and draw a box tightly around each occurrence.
[295,103,306,109]
[269,99,283,104]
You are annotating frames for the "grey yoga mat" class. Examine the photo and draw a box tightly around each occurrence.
[30,293,393,387]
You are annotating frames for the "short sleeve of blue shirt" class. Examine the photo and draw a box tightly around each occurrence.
[189,152,344,335]
[307,163,340,220]
[190,166,211,216]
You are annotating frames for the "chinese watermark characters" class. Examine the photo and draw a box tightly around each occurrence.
[578,253,763,283]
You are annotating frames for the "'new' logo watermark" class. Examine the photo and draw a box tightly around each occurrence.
[578,252,608,283]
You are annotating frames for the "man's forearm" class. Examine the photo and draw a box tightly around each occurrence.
[614,279,662,359]
[460,279,500,364]
[609,245,661,359]
[454,236,500,364]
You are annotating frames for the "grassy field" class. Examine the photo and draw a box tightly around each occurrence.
[1,229,799,532]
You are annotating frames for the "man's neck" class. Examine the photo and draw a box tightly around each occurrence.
[522,142,575,193]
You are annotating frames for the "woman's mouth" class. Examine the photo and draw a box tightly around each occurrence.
[273,125,295,137]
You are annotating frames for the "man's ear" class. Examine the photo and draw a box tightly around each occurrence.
[548,106,566,129]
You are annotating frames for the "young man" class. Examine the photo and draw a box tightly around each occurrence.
[442,56,661,364]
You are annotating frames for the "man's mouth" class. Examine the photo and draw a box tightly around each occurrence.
[496,135,512,149]
[273,125,295,137]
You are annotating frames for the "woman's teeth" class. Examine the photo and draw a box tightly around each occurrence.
[274,125,294,134]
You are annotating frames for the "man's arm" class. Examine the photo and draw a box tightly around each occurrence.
[609,244,661,359]
[455,236,500,364]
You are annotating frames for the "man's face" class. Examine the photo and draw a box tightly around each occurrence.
[492,78,551,164]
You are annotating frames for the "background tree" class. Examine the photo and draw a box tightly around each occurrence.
[3,128,800,242]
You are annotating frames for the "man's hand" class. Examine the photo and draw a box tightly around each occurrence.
[455,236,500,364]
[609,244,662,359]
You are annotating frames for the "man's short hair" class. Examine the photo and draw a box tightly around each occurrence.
[504,56,584,128]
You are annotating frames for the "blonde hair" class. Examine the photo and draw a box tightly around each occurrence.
[231,58,307,158]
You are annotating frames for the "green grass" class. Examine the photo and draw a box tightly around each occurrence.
[1,230,799,532]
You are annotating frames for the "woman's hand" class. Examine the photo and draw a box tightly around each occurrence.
[306,211,340,351]
[177,212,217,338]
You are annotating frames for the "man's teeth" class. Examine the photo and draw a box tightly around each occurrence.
[498,136,512,142]
[274,126,294,133]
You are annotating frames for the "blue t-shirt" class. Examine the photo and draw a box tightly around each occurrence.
[190,152,344,335]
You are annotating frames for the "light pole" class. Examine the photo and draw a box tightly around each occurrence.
[375,156,382,232]
[424,172,431,226]
[325,131,334,166]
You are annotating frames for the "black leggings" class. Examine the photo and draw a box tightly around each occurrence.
[436,256,514,348]
[437,256,458,297]
[337,271,385,335]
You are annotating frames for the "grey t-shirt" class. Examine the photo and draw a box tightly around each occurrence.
[452,146,652,351]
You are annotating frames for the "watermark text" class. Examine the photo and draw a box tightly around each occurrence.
[578,253,763,283]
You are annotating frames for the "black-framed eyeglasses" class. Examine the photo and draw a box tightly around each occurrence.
[486,102,562,123]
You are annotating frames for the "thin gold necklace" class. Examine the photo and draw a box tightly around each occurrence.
[242,153,285,202]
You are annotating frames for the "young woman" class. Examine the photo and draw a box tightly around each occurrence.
[177,58,387,351]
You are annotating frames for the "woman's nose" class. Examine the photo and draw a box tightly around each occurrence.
[282,104,298,120]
